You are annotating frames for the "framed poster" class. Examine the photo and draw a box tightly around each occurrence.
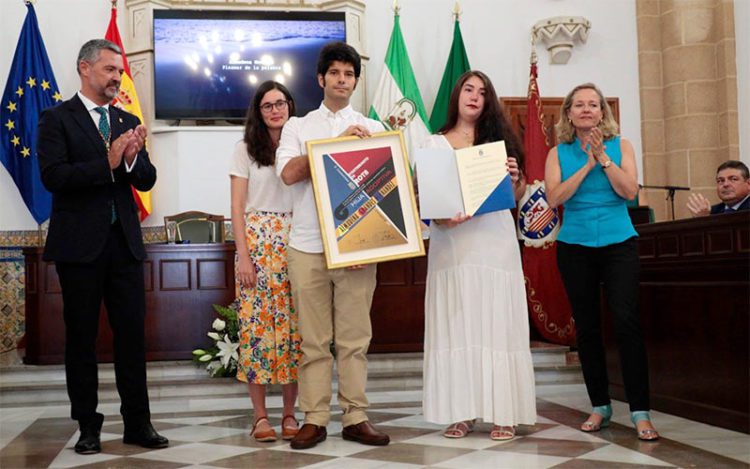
[307,130,425,269]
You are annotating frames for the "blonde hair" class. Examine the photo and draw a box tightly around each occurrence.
[555,83,619,144]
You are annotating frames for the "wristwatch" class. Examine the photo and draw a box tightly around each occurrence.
[601,159,612,169]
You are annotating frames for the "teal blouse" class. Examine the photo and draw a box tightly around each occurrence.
[556,136,637,247]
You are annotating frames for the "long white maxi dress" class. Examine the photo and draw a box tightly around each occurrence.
[421,134,537,426]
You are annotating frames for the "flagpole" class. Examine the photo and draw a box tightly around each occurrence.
[392,0,400,16]
[37,224,42,247]
[453,1,461,21]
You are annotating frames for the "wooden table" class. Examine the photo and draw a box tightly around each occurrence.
[604,210,750,433]
[22,241,429,364]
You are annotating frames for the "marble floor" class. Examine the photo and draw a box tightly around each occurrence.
[1,383,748,469]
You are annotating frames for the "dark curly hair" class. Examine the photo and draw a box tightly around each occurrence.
[439,70,524,170]
[316,41,361,78]
[243,81,295,167]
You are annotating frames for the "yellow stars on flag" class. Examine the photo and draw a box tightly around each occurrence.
[5,77,62,111]
[3,75,62,160]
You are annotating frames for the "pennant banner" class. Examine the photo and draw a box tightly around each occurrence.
[517,59,576,346]
[105,6,152,221]
[0,3,62,225]
[429,17,470,132]
[368,12,431,166]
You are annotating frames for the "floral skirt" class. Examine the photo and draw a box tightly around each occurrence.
[235,211,300,384]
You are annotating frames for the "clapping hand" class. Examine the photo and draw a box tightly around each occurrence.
[123,125,147,163]
[686,193,711,218]
[581,127,608,167]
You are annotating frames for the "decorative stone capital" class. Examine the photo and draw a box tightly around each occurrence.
[532,16,591,65]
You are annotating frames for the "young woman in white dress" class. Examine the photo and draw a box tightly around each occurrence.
[421,71,537,440]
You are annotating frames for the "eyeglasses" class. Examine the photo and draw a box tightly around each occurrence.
[260,100,289,113]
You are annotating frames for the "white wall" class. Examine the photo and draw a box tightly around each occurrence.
[1,0,649,230]
[365,0,643,169]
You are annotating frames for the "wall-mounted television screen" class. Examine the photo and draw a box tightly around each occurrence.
[153,9,346,120]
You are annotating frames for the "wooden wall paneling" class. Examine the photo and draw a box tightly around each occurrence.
[681,232,705,256]
[143,260,154,292]
[737,225,750,252]
[159,259,191,291]
[499,97,620,151]
[197,258,230,290]
[707,229,734,254]
[23,244,237,364]
[369,254,426,353]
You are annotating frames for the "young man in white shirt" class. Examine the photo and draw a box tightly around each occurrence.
[276,41,389,450]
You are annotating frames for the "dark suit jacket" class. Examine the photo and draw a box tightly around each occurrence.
[37,94,156,263]
[710,197,750,215]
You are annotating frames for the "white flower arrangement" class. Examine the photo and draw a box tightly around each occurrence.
[192,302,240,377]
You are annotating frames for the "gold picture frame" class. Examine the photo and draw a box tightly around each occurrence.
[307,130,425,269]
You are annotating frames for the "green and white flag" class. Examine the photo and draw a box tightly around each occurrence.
[368,13,431,167]
[429,17,471,132]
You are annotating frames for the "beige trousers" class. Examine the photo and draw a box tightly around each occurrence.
[287,247,377,427]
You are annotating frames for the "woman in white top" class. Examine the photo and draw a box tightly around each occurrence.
[229,81,300,443]
[422,71,537,440]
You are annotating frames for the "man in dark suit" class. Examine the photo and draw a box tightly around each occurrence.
[687,160,750,217]
[36,39,167,455]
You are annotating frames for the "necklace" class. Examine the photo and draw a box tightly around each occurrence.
[456,128,474,145]
[97,128,111,152]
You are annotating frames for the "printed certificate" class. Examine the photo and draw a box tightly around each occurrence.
[414,140,515,219]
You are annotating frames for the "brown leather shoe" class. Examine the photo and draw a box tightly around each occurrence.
[342,421,390,446]
[290,423,327,450]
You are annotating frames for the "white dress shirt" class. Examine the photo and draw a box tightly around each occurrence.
[276,103,385,253]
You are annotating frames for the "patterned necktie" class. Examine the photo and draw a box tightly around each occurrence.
[94,107,117,224]
[94,107,110,141]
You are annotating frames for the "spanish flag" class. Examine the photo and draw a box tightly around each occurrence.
[105,4,151,221]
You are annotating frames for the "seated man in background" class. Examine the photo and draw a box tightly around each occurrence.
[687,160,750,216]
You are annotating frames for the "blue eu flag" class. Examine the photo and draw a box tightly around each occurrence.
[0,3,62,224]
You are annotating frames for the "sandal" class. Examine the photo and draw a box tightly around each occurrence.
[250,416,277,442]
[581,404,612,433]
[490,425,515,441]
[443,420,474,439]
[631,411,659,441]
[281,414,299,440]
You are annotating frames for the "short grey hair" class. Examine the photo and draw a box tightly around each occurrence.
[76,39,121,74]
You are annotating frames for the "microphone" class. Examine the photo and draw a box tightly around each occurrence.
[640,184,690,191]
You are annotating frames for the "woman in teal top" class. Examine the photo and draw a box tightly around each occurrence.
[545,83,659,441]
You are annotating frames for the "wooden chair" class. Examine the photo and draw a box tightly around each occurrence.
[163,211,225,244]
